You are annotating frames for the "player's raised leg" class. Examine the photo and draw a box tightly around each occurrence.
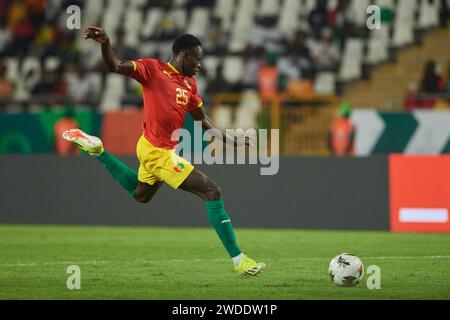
[62,129,161,202]
[179,168,266,277]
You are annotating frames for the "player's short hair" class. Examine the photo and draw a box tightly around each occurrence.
[172,34,202,55]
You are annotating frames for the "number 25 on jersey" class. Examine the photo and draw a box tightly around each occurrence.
[176,88,189,106]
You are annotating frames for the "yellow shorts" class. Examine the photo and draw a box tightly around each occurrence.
[136,135,194,189]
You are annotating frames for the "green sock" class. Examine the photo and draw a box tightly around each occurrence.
[96,151,138,197]
[206,200,241,258]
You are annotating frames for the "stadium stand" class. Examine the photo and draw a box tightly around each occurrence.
[0,0,449,155]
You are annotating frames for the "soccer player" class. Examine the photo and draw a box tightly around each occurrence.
[62,26,265,277]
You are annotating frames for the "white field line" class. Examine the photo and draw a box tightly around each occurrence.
[1,256,449,268]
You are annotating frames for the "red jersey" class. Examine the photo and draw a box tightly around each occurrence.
[129,59,203,149]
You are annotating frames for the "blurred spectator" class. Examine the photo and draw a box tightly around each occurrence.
[207,64,231,95]
[32,66,67,102]
[114,29,139,61]
[200,16,228,55]
[8,0,28,30]
[258,53,279,102]
[331,0,358,44]
[65,64,93,104]
[0,0,445,114]
[34,20,62,57]
[404,82,422,110]
[284,29,314,80]
[278,55,301,91]
[328,102,356,157]
[248,15,287,55]
[242,45,265,90]
[308,28,340,72]
[27,0,46,27]
[154,9,179,41]
[58,32,80,64]
[10,15,36,58]
[420,60,443,94]
[404,61,447,110]
[308,0,330,34]
[54,108,79,156]
[439,0,449,28]
[0,60,14,99]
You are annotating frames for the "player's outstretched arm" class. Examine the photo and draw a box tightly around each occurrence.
[83,26,134,75]
[189,107,254,147]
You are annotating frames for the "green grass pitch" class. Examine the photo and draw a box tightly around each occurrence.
[0,225,449,299]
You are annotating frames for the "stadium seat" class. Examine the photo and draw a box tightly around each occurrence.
[4,57,20,83]
[103,10,122,43]
[338,38,364,82]
[124,9,144,31]
[392,20,414,47]
[235,90,261,129]
[229,0,257,52]
[350,0,371,27]
[172,8,188,31]
[327,0,339,11]
[83,0,104,27]
[12,77,30,102]
[141,9,164,38]
[44,57,61,72]
[213,105,234,129]
[418,0,440,29]
[375,0,395,10]
[314,72,336,95]
[186,8,210,36]
[86,72,103,98]
[396,0,417,22]
[129,0,146,8]
[258,0,281,16]
[392,0,415,47]
[2,0,446,118]
[222,57,244,84]
[239,90,261,111]
[124,9,144,46]
[278,0,301,34]
[108,0,125,12]
[213,0,236,32]
[300,0,316,17]
[202,56,221,80]
[235,107,257,130]
[174,0,188,6]
[100,74,125,112]
[139,41,160,57]
[366,26,390,65]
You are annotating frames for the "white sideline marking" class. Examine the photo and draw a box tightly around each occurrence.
[399,208,448,223]
[1,256,449,268]
[360,255,450,260]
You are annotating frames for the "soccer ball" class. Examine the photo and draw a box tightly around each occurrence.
[328,253,364,287]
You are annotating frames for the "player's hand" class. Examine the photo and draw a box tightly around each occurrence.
[83,26,109,44]
[234,130,256,147]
